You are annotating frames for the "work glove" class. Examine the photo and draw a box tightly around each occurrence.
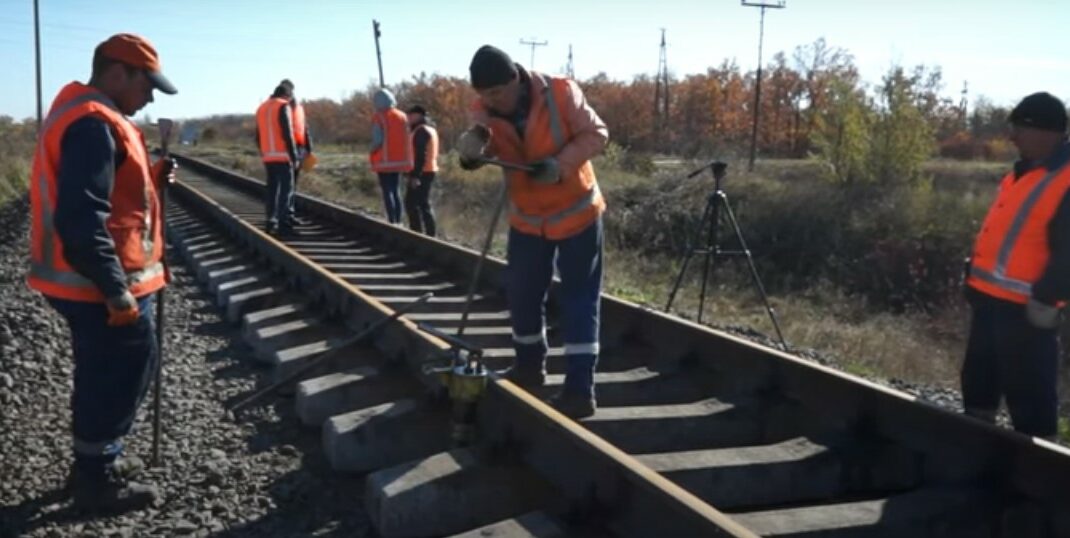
[408,174,421,189]
[456,124,491,167]
[154,157,177,188]
[528,158,561,184]
[1026,298,1061,329]
[106,290,140,327]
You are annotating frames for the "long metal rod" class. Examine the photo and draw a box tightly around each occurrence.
[150,120,174,468]
[457,182,509,337]
[229,292,433,413]
[372,20,384,86]
[33,0,42,132]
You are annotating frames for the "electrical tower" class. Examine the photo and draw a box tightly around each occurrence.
[519,37,548,69]
[959,80,969,128]
[566,44,575,78]
[742,0,786,171]
[654,29,670,148]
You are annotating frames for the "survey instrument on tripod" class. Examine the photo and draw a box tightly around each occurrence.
[664,160,786,348]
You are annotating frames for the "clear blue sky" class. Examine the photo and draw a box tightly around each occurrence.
[1,0,1067,123]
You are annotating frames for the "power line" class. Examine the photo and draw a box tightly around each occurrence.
[519,37,547,69]
[742,0,786,172]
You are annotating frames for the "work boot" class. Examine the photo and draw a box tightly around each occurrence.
[548,392,596,419]
[72,464,159,513]
[504,365,546,389]
[65,455,145,493]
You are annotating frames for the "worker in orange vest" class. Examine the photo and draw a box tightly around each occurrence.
[369,88,412,225]
[404,105,439,236]
[255,84,299,234]
[962,92,1069,439]
[458,45,608,418]
[279,78,313,225]
[27,33,177,512]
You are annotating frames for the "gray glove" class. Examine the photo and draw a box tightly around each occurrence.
[1026,297,1061,329]
[529,158,560,184]
[456,124,491,162]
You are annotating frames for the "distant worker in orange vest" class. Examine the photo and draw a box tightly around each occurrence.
[404,105,439,237]
[369,88,412,225]
[279,78,313,225]
[962,91,1069,439]
[27,33,177,512]
[457,45,609,418]
[255,84,298,235]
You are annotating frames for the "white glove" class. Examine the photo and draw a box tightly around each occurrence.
[1026,298,1061,329]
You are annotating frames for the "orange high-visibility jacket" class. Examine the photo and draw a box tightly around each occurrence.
[370,108,413,173]
[256,97,293,163]
[28,82,166,302]
[292,100,308,147]
[471,72,606,240]
[411,123,439,173]
[968,157,1070,304]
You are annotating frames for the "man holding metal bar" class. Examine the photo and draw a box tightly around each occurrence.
[457,45,609,418]
[27,33,177,512]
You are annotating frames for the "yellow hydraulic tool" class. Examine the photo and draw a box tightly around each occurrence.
[419,323,489,445]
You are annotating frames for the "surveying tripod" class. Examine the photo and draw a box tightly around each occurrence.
[664,160,786,348]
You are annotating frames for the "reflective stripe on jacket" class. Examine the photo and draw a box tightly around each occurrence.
[370,108,413,173]
[412,123,439,173]
[28,82,165,302]
[471,71,607,240]
[968,155,1070,304]
[292,101,308,147]
[256,97,293,163]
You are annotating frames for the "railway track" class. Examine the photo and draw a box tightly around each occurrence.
[166,153,1070,537]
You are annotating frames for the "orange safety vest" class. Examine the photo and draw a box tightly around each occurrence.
[256,97,293,163]
[412,123,439,173]
[292,100,307,147]
[370,108,413,173]
[28,82,166,302]
[473,73,605,240]
[967,156,1070,304]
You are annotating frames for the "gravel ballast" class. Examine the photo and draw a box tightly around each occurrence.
[0,197,370,537]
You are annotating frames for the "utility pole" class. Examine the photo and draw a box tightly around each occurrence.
[566,44,574,79]
[519,37,547,69]
[372,19,384,86]
[654,28,670,149]
[742,0,786,171]
[959,80,969,128]
[34,0,43,132]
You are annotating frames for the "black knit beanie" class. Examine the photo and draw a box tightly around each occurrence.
[469,45,518,89]
[1009,92,1068,132]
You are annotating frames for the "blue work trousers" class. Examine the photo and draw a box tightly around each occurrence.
[265,162,294,228]
[507,218,603,398]
[378,172,403,224]
[961,296,1059,437]
[47,295,158,479]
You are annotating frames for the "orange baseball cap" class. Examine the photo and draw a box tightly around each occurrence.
[96,33,177,95]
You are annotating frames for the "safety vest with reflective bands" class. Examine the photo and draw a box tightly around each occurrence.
[28,82,166,302]
[412,123,439,173]
[967,153,1070,304]
[256,97,293,163]
[473,73,605,240]
[370,108,413,173]
[292,101,308,147]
